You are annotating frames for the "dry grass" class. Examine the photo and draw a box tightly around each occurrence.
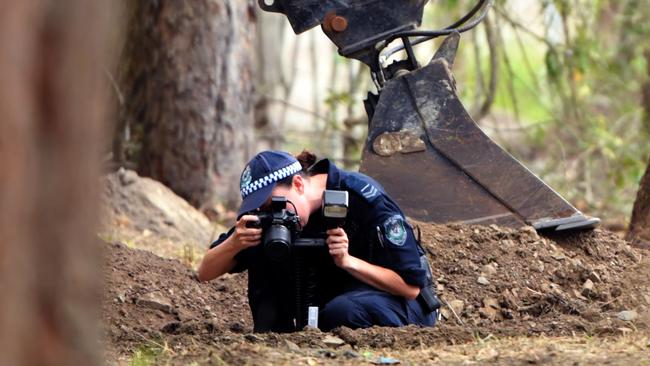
[112,333,650,366]
[373,333,650,365]
[98,227,208,269]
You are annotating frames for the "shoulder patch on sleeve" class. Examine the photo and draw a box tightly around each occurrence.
[344,173,381,203]
[360,182,379,200]
[383,215,407,246]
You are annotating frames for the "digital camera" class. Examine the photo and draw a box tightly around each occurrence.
[246,190,349,262]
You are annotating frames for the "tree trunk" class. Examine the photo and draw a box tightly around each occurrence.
[118,0,256,210]
[254,8,286,150]
[628,50,650,249]
[0,1,112,365]
[628,160,650,248]
[641,50,650,136]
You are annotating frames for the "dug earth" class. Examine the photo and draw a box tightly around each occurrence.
[100,171,649,364]
[103,224,649,364]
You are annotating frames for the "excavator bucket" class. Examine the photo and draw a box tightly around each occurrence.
[360,34,599,231]
[257,0,599,232]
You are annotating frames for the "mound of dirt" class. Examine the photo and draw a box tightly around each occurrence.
[103,242,251,353]
[103,223,649,360]
[100,169,220,260]
[407,223,649,342]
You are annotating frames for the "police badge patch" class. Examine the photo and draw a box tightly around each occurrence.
[383,215,407,246]
[240,165,252,190]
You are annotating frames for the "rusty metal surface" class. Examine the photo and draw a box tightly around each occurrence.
[373,130,426,156]
[360,38,599,230]
[258,0,427,68]
[431,32,460,70]
[361,149,524,227]
[405,60,579,223]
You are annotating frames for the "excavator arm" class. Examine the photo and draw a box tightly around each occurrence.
[258,0,600,232]
[259,0,428,70]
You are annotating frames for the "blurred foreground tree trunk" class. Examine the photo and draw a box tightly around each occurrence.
[117,0,256,210]
[0,1,112,365]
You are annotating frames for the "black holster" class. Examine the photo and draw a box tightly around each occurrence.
[416,254,440,314]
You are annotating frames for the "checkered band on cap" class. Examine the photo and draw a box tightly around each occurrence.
[240,161,302,198]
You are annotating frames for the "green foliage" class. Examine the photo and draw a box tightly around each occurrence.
[545,49,562,82]
[130,345,164,366]
[128,337,176,366]
[324,90,354,113]
[459,0,650,221]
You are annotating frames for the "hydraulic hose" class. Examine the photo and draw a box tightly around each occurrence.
[381,0,494,61]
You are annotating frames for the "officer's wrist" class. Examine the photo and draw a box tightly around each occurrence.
[223,235,245,253]
[340,255,358,271]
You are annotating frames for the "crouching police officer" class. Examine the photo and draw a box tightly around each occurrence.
[198,150,439,332]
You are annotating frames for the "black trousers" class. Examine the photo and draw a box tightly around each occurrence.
[248,282,436,333]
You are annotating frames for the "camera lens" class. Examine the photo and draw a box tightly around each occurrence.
[263,224,292,261]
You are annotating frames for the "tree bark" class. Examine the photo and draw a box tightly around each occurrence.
[118,0,256,210]
[628,50,650,249]
[643,50,650,133]
[0,0,112,365]
[254,8,286,150]
[628,160,650,248]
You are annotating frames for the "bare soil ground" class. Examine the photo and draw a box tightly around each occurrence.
[103,222,650,365]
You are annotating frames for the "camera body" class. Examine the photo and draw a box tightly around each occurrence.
[246,190,349,262]
[246,196,303,262]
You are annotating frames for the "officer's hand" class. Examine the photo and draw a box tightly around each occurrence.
[326,227,350,268]
[232,215,263,249]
